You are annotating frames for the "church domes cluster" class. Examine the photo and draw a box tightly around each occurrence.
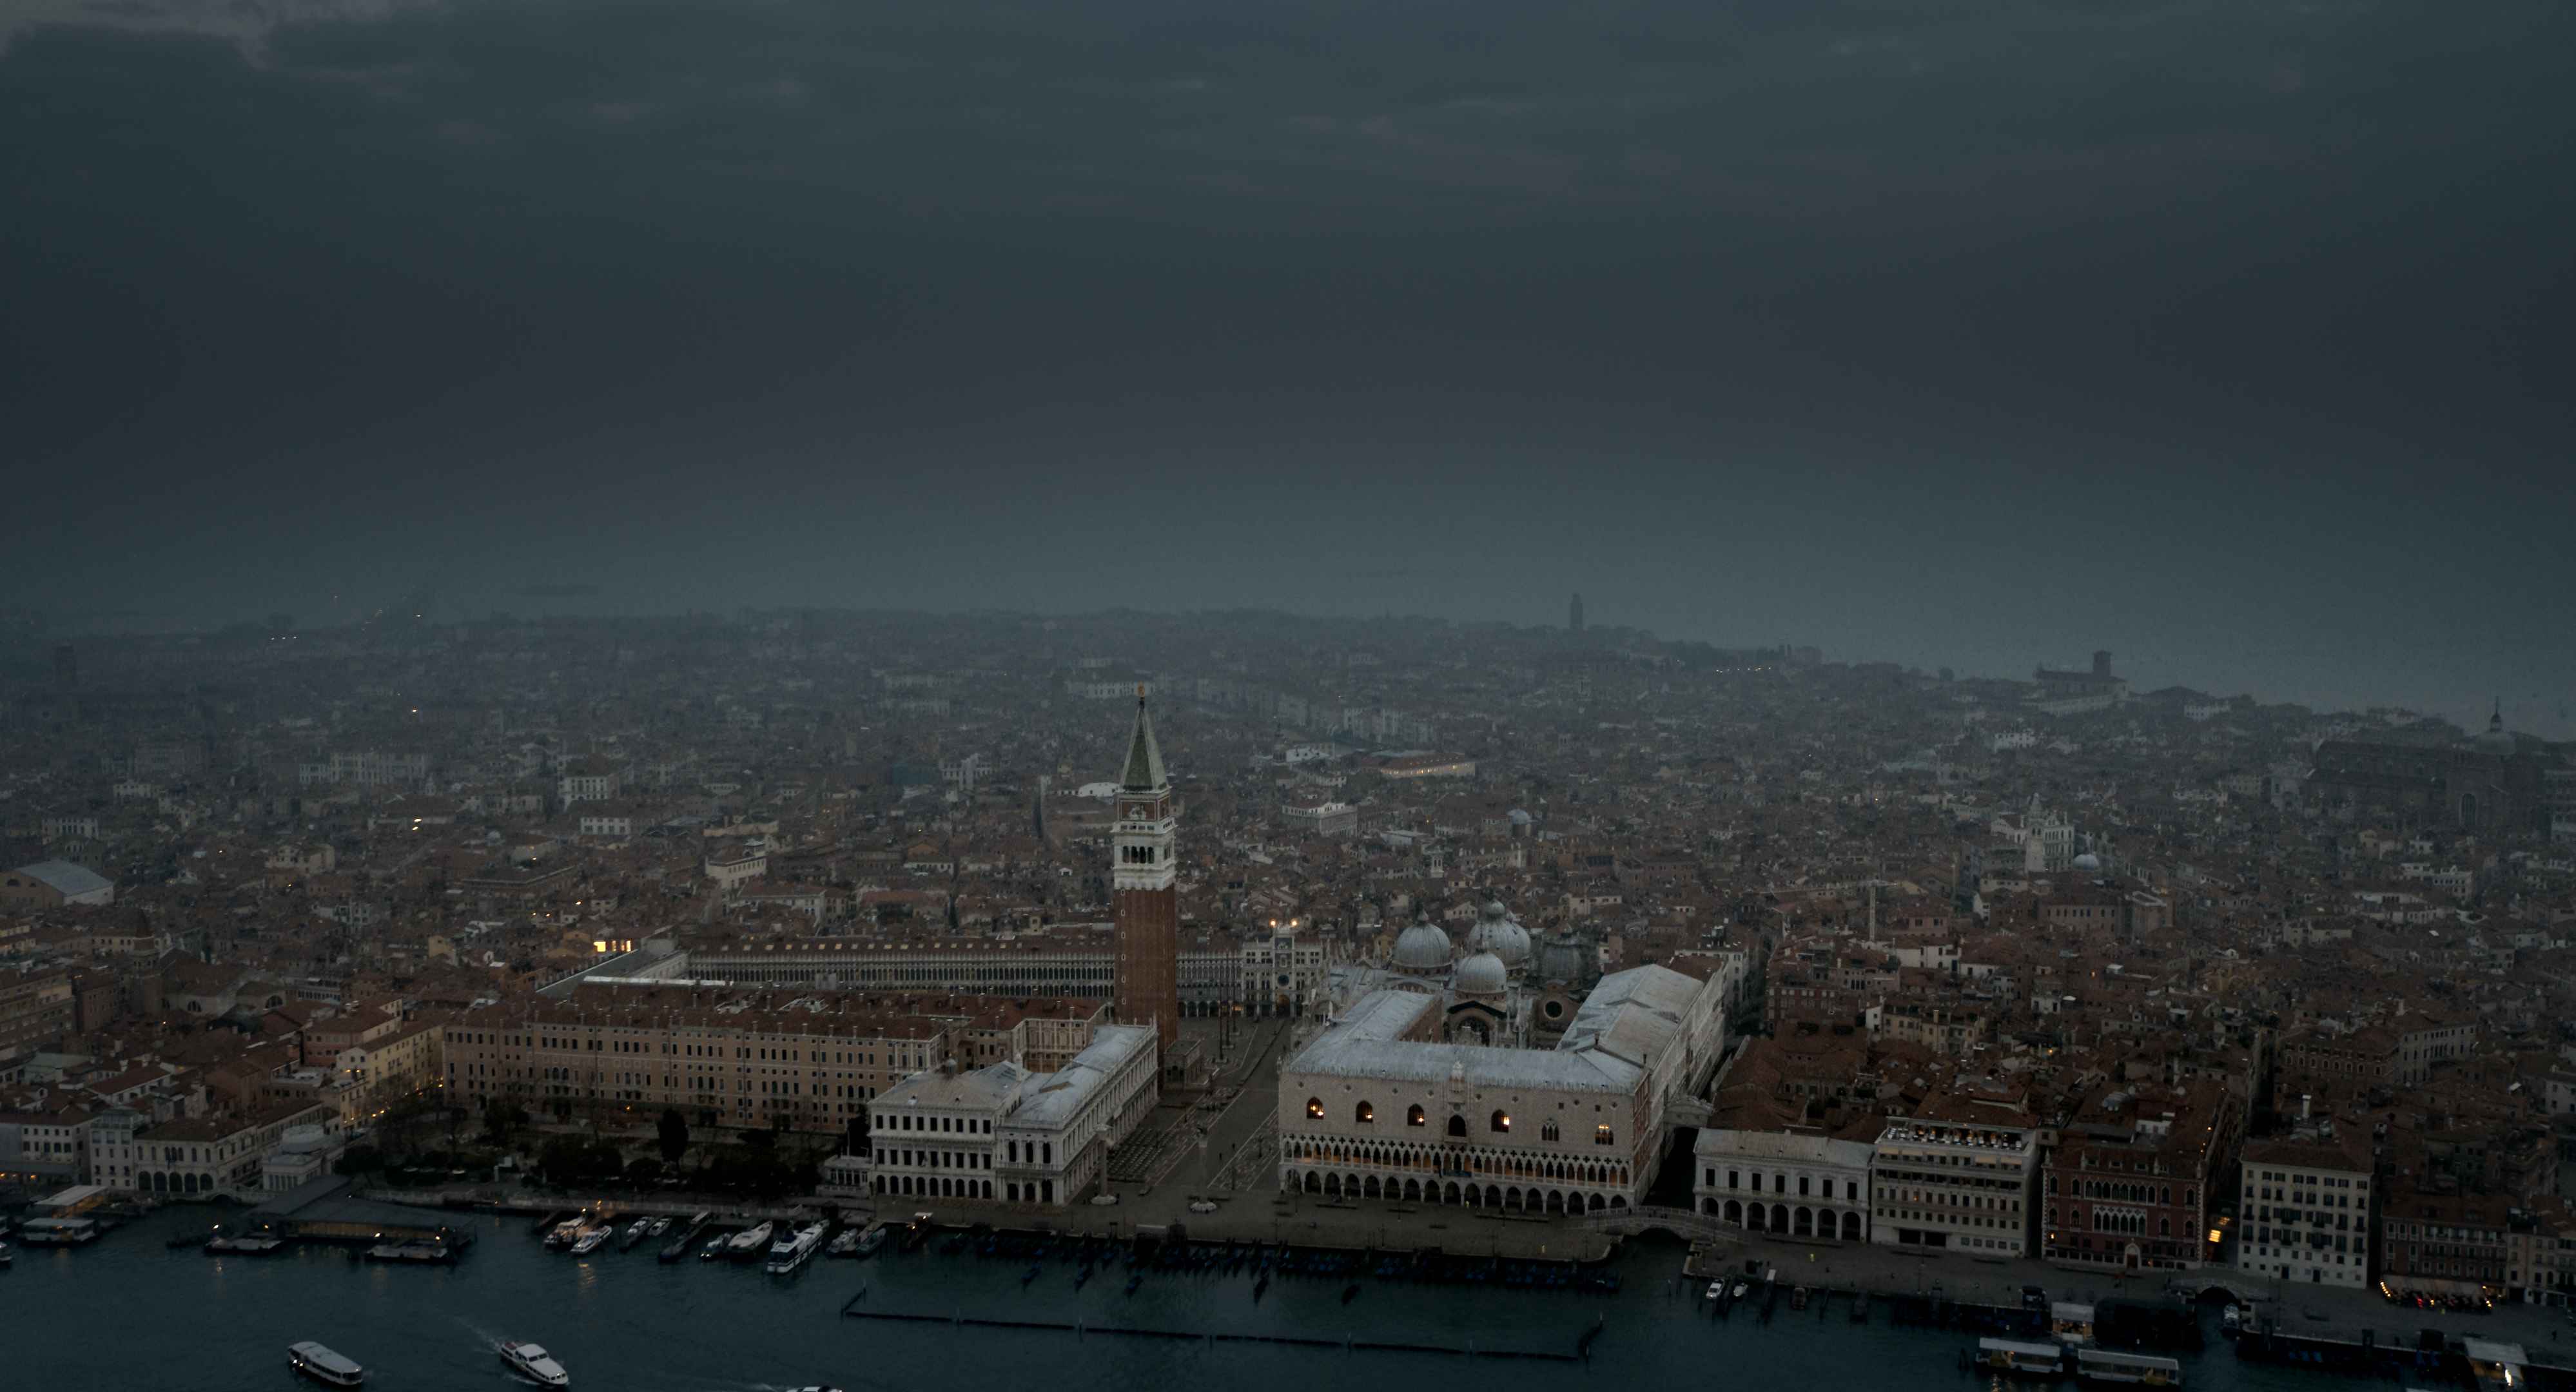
[1385,898,1554,1001]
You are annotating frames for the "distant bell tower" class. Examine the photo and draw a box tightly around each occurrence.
[1111,688,1180,1052]
[1568,592,1585,633]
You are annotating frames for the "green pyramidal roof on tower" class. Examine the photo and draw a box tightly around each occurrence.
[1120,692,1167,791]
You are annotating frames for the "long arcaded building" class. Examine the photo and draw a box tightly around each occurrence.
[439,986,1109,1136]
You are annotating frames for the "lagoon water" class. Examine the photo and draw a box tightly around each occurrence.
[12,1208,2348,1392]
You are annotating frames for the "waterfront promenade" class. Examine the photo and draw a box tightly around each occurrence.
[362,1007,2576,1371]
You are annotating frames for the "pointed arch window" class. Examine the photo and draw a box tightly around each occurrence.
[1406,1105,1426,1127]
[1305,1097,1323,1120]
[1447,1114,1467,1139]
[1354,1101,1375,1124]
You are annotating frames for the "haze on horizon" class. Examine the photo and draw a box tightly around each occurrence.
[3,0,2570,735]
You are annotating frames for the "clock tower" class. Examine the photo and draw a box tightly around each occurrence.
[1111,688,1180,1052]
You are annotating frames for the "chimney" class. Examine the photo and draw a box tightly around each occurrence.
[2092,650,2112,677]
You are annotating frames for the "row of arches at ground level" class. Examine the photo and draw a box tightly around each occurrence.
[1703,1196,1864,1241]
[873,1174,1066,1204]
[1291,1169,1631,1213]
[1282,1139,1631,1189]
[876,1175,993,1200]
[141,1171,218,1195]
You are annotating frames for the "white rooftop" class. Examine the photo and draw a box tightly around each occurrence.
[1287,965,1703,1094]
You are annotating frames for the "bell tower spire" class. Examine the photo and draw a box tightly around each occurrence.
[1112,686,1179,1053]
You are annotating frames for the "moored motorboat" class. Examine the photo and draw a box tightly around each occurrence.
[854,1225,887,1257]
[647,1216,671,1237]
[766,1221,828,1275]
[288,1341,365,1387]
[208,1235,286,1255]
[498,1340,570,1386]
[827,1228,862,1258]
[2076,1348,2183,1386]
[727,1221,775,1258]
[619,1219,652,1251]
[569,1227,610,1256]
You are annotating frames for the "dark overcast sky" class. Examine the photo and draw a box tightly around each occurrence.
[3,0,2571,730]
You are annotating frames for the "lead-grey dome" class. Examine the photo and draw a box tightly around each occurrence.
[1465,900,1532,970]
[1453,951,1507,996]
[1392,920,1453,972]
[1537,929,1592,987]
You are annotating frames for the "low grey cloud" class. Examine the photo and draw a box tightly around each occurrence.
[0,0,441,58]
[2,0,2570,730]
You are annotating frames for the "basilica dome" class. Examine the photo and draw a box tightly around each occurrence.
[1392,920,1453,972]
[1537,930,1593,987]
[1453,951,1508,996]
[1465,900,1532,969]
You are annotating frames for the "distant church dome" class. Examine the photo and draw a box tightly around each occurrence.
[1453,951,1508,997]
[2475,701,2515,755]
[2073,853,2103,871]
[1465,900,1532,970]
[1392,920,1453,973]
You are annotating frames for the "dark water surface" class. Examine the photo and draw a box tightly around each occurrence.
[10,1209,2356,1392]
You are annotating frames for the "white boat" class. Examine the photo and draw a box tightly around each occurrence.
[1976,1339,2069,1377]
[765,1221,828,1275]
[620,1218,652,1250]
[543,1218,585,1249]
[1704,1281,1724,1300]
[15,1217,101,1246]
[727,1221,775,1256]
[568,1227,610,1256]
[647,1217,671,1237]
[288,1341,365,1387]
[827,1228,862,1257]
[498,1341,570,1387]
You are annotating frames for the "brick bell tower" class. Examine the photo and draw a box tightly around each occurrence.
[1111,687,1180,1052]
